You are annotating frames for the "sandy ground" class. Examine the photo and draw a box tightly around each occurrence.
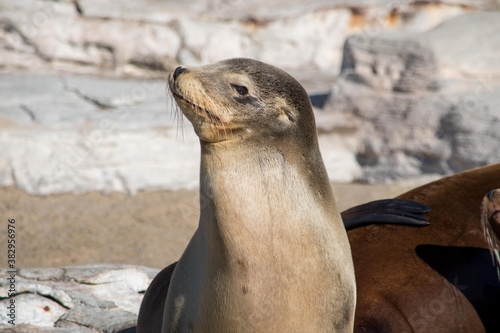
[0,182,425,269]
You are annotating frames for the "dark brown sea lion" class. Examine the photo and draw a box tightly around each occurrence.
[351,163,500,333]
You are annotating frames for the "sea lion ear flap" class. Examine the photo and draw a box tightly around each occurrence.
[276,98,296,123]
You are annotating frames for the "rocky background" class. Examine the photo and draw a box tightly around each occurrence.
[1,0,499,194]
[1,0,500,331]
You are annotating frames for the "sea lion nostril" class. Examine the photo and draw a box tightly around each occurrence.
[173,66,187,80]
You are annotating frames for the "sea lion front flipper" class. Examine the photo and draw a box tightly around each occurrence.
[137,262,178,333]
[341,199,431,230]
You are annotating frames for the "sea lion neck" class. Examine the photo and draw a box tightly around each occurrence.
[191,138,355,332]
[200,138,335,203]
[198,140,339,236]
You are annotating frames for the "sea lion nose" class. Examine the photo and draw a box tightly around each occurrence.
[173,66,187,80]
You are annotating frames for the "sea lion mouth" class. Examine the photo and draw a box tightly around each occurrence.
[171,91,222,123]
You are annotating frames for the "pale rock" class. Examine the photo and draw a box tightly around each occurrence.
[18,267,65,280]
[1,128,200,195]
[426,12,500,79]
[0,265,159,332]
[208,0,487,21]
[0,2,181,72]
[177,19,211,54]
[0,21,37,55]
[400,4,469,31]
[177,19,251,65]
[341,32,438,92]
[315,109,363,182]
[0,293,68,327]
[209,0,338,20]
[436,0,499,9]
[2,3,500,192]
[0,105,33,127]
[71,20,181,71]
[16,282,75,308]
[2,0,497,77]
[312,9,353,70]
[36,24,90,65]
[202,22,250,64]
[0,324,95,333]
[0,73,66,107]
[0,49,46,73]
[7,133,60,194]
[253,9,352,70]
[62,76,166,108]
[57,305,135,332]
[74,268,150,293]
[326,12,500,182]
[441,91,500,171]
[320,137,362,182]
[77,0,205,23]
[253,16,317,68]
[0,73,201,194]
[0,0,79,34]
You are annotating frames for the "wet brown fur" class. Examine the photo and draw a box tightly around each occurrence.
[351,164,500,333]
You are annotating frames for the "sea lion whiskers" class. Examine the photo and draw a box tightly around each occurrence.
[183,79,233,135]
[167,86,187,141]
[172,89,223,123]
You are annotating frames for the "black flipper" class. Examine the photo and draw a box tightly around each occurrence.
[136,262,178,333]
[341,199,431,230]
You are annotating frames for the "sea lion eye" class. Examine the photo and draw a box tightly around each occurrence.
[231,84,248,96]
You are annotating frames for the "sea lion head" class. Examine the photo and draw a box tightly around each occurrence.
[168,58,316,145]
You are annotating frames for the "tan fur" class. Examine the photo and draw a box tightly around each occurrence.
[160,58,356,332]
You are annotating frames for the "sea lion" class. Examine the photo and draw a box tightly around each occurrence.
[136,58,431,333]
[351,164,500,333]
[157,58,356,333]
